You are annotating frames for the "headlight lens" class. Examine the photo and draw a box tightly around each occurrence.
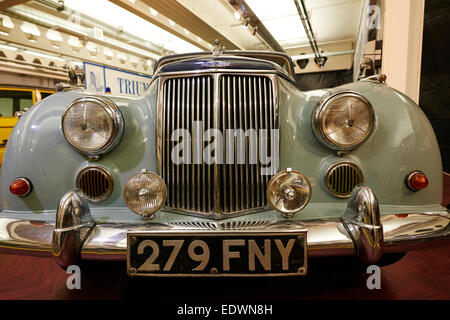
[313,92,374,151]
[62,96,123,155]
[267,169,311,218]
[123,169,167,219]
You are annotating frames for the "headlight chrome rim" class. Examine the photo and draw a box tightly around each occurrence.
[267,169,312,218]
[62,96,124,156]
[312,90,375,151]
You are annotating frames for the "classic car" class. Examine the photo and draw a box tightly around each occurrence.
[0,49,448,277]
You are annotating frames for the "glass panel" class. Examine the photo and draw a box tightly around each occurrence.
[0,98,13,117]
[0,90,33,116]
[40,91,54,100]
[20,98,33,110]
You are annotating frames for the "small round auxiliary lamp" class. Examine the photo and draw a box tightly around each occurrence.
[267,169,312,218]
[123,169,167,219]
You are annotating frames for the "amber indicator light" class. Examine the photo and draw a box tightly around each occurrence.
[406,171,428,191]
[9,178,32,197]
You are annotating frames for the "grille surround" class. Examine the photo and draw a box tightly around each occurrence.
[157,71,279,218]
[76,165,114,203]
[324,161,363,198]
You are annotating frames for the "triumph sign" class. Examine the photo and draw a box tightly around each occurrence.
[83,62,151,97]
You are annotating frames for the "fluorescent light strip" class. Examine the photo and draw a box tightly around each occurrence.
[0,43,18,51]
[11,7,160,60]
[24,50,66,62]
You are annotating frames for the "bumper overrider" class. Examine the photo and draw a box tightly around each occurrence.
[0,185,448,270]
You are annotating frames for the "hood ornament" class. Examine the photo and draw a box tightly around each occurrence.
[212,39,224,56]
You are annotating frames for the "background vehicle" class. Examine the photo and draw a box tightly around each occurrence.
[0,87,55,164]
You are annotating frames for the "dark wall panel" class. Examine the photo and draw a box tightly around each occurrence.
[420,0,450,172]
[295,68,353,91]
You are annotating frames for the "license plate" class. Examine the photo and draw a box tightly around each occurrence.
[127,231,307,277]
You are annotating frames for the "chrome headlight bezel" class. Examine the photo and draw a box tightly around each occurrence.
[62,96,124,156]
[312,91,375,152]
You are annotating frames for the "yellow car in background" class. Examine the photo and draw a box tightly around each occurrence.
[0,87,55,165]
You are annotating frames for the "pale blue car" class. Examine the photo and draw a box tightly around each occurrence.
[0,51,448,277]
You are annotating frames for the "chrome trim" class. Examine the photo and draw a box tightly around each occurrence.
[360,74,387,84]
[312,90,375,152]
[149,68,291,87]
[76,165,114,203]
[154,51,296,81]
[157,71,279,219]
[1,208,448,262]
[62,96,124,157]
[341,185,383,264]
[51,189,96,268]
[324,161,364,199]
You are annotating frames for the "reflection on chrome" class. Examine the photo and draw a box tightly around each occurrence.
[0,185,448,267]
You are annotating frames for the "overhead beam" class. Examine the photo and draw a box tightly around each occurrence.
[22,1,166,57]
[227,0,284,52]
[109,0,239,51]
[0,0,29,10]
[0,14,153,75]
[139,0,239,50]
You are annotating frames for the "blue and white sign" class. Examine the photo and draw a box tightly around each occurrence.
[83,62,152,97]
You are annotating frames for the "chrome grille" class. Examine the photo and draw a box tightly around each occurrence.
[159,73,278,216]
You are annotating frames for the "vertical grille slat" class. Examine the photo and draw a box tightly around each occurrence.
[160,74,277,216]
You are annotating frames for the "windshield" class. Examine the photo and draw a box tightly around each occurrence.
[155,51,295,79]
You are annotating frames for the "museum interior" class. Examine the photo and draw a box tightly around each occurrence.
[0,0,448,302]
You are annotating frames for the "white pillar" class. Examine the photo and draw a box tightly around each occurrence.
[381,0,425,104]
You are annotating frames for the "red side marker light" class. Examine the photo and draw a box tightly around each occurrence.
[9,178,32,197]
[406,171,428,192]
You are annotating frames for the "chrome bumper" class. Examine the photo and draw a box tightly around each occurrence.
[0,186,448,269]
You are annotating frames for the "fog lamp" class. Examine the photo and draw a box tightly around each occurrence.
[406,171,428,192]
[267,169,311,218]
[123,169,167,218]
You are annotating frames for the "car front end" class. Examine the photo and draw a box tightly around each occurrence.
[0,51,448,277]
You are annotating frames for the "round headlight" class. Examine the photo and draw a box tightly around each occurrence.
[313,91,375,151]
[267,169,311,218]
[123,169,167,219]
[62,96,124,156]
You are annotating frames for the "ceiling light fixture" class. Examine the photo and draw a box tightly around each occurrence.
[149,8,158,16]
